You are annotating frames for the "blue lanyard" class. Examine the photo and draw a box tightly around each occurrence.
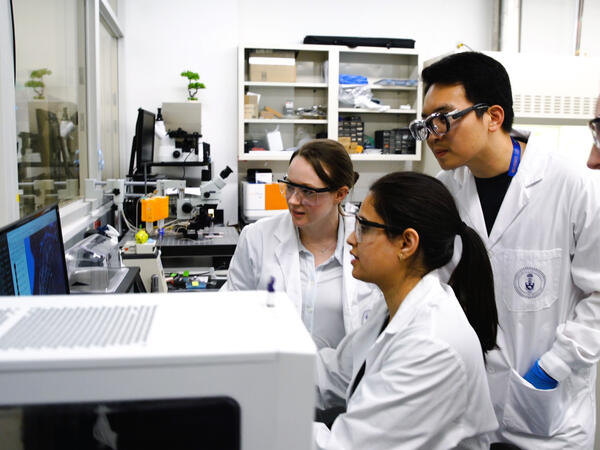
[508,137,522,177]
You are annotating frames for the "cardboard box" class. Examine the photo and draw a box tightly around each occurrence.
[244,94,259,118]
[249,51,296,82]
[260,110,276,119]
[244,104,258,119]
[244,94,259,105]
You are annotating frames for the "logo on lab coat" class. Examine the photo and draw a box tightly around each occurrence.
[513,267,546,299]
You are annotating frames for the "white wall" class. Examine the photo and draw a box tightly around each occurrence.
[521,0,600,57]
[120,0,496,224]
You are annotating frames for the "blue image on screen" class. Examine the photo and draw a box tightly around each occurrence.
[6,209,68,295]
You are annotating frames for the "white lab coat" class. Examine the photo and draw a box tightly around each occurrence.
[222,212,381,334]
[438,132,600,449]
[314,272,498,450]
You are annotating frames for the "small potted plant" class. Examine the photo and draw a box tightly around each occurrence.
[25,68,52,100]
[181,70,205,101]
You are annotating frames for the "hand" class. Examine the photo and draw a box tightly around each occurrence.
[523,360,558,389]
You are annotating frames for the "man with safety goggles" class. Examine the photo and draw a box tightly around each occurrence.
[417,51,600,450]
[409,103,490,142]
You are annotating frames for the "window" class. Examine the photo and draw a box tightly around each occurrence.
[13,0,87,217]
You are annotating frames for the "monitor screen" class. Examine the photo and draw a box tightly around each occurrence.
[136,108,155,170]
[0,204,69,295]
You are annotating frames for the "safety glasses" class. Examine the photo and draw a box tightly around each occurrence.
[278,177,333,206]
[590,117,600,148]
[354,214,403,243]
[409,103,489,141]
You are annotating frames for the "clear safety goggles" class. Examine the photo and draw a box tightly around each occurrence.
[590,117,600,148]
[354,214,403,243]
[409,103,489,141]
[278,177,333,206]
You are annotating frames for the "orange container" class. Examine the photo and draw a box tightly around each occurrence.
[265,183,288,210]
[141,196,169,222]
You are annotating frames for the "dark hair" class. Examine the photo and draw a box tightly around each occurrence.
[290,139,359,190]
[369,172,498,356]
[422,52,514,132]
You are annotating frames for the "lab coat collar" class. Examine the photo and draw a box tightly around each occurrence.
[341,214,359,331]
[381,272,442,336]
[273,213,355,324]
[273,213,302,311]
[348,273,441,386]
[451,131,549,248]
[509,129,548,188]
[297,215,345,266]
[487,131,548,247]
[450,130,547,188]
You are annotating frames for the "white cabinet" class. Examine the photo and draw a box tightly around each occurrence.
[238,45,422,162]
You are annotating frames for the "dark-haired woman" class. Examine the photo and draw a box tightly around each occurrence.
[314,172,498,449]
[223,139,381,349]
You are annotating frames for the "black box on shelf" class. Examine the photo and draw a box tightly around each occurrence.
[339,116,364,144]
[374,130,392,154]
[375,128,416,155]
[393,128,416,155]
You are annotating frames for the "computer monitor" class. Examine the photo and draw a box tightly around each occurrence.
[0,204,69,295]
[128,108,156,176]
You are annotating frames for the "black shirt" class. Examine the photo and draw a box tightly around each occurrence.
[475,172,512,236]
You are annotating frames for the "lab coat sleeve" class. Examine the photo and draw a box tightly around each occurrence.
[315,333,355,410]
[314,337,475,450]
[221,225,259,291]
[540,174,600,382]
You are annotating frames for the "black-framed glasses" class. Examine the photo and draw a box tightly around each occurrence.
[590,117,600,148]
[409,103,489,141]
[354,214,404,243]
[277,177,333,206]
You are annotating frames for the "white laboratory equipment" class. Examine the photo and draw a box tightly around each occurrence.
[0,290,316,450]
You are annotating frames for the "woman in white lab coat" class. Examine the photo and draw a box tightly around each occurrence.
[314,172,499,450]
[222,139,381,349]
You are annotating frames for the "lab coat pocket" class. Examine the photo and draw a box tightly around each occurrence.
[497,248,561,312]
[503,369,565,436]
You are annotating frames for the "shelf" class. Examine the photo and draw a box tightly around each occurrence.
[239,151,420,162]
[239,151,295,161]
[244,119,327,124]
[239,45,422,161]
[350,153,420,161]
[341,84,417,91]
[244,81,328,88]
[144,161,210,167]
[371,85,417,91]
[338,108,416,114]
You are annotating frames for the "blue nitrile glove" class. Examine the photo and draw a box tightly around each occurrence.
[523,360,558,389]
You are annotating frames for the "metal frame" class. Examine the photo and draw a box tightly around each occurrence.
[86,0,101,180]
[0,0,19,226]
[99,0,123,38]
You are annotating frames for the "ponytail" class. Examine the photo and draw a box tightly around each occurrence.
[369,172,498,359]
[449,224,498,357]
